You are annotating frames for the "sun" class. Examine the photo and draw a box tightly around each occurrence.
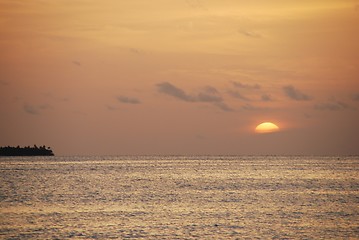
[255,122,279,134]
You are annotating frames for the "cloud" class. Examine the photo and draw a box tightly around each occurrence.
[106,105,118,111]
[156,82,233,111]
[185,0,206,10]
[0,80,9,85]
[212,102,234,112]
[261,94,273,102]
[157,82,222,103]
[38,104,51,110]
[231,81,261,90]
[117,96,141,104]
[24,104,39,115]
[240,103,266,111]
[72,61,81,66]
[195,134,205,140]
[156,82,194,102]
[129,48,145,55]
[197,87,233,111]
[283,85,312,101]
[314,101,352,111]
[197,86,223,102]
[238,30,262,38]
[228,90,250,101]
[23,104,51,115]
[351,93,359,101]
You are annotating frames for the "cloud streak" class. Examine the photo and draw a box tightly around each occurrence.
[314,101,352,111]
[238,29,262,39]
[212,102,233,112]
[156,82,233,111]
[197,86,223,102]
[228,90,250,101]
[23,104,51,115]
[352,93,359,101]
[72,61,81,66]
[117,96,141,104]
[185,0,206,10]
[283,85,312,101]
[24,105,39,115]
[0,80,9,85]
[157,82,193,102]
[261,94,273,102]
[231,81,261,90]
[240,103,268,111]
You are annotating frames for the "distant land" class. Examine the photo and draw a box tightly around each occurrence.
[0,145,54,156]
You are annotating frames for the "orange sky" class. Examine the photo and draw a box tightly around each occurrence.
[1,0,359,155]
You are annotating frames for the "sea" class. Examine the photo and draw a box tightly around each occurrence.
[0,155,358,239]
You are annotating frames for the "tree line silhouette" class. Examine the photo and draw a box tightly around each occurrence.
[0,145,54,156]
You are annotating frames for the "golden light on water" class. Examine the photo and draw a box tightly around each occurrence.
[255,122,280,134]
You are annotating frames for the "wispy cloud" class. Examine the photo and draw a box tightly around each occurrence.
[231,81,261,90]
[117,96,141,104]
[106,105,119,111]
[129,48,145,55]
[72,61,81,66]
[283,85,312,101]
[197,86,223,102]
[213,102,234,112]
[24,105,39,115]
[351,93,359,101]
[261,94,273,102]
[0,80,9,85]
[185,0,206,10]
[156,82,194,102]
[240,103,266,111]
[39,104,51,110]
[228,90,250,101]
[156,82,233,111]
[61,97,70,102]
[238,29,262,38]
[314,101,352,111]
[23,104,51,115]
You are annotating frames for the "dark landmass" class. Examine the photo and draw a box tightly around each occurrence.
[0,145,54,156]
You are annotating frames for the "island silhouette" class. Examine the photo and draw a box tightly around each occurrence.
[0,145,54,156]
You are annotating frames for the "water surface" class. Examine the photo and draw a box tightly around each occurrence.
[1,156,358,239]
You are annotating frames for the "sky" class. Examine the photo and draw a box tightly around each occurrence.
[1,0,359,155]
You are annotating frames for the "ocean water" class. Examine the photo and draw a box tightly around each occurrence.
[0,155,358,239]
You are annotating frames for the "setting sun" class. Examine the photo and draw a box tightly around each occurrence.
[255,122,279,134]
